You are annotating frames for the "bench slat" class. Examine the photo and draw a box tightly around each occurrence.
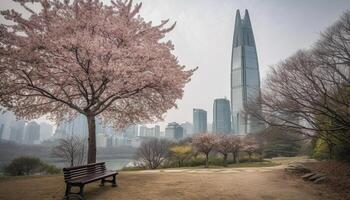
[63,162,105,171]
[67,171,118,184]
[63,162,109,181]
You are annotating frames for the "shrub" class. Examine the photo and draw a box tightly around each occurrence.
[41,163,61,175]
[4,157,42,176]
[312,138,329,160]
[136,138,172,169]
[3,156,61,176]
[169,145,193,167]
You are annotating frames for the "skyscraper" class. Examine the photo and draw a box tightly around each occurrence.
[9,120,26,143]
[39,122,53,141]
[24,121,40,144]
[124,125,138,139]
[231,10,264,134]
[193,109,207,134]
[181,122,193,137]
[165,122,184,140]
[213,98,232,134]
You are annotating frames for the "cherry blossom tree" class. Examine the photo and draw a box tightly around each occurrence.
[192,133,218,168]
[228,135,242,163]
[214,134,231,166]
[242,136,258,162]
[0,0,194,163]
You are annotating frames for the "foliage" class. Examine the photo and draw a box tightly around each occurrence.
[169,145,192,167]
[313,136,350,161]
[41,163,62,175]
[3,156,60,176]
[0,0,194,163]
[261,127,302,158]
[312,138,330,160]
[136,138,172,169]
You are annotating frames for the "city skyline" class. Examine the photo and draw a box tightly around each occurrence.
[1,0,350,130]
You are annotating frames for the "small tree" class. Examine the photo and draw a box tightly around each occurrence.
[214,134,231,167]
[242,136,258,162]
[228,135,242,163]
[0,0,194,164]
[136,138,172,169]
[51,136,87,167]
[169,144,192,167]
[192,133,217,168]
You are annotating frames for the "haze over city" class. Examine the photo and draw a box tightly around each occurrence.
[2,0,350,130]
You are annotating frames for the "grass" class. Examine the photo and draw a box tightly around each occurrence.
[121,159,280,171]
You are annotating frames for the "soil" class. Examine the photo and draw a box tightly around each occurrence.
[303,160,350,200]
[0,166,341,200]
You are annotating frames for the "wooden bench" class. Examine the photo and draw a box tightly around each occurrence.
[63,162,118,199]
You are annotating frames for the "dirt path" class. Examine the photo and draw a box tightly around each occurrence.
[0,165,337,200]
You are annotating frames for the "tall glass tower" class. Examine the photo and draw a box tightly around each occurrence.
[193,109,207,134]
[231,9,263,134]
[213,98,231,134]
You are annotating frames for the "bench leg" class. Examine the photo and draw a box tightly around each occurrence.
[78,185,84,200]
[64,184,71,200]
[112,175,117,187]
[99,178,105,187]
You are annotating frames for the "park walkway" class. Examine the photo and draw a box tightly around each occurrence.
[0,163,337,200]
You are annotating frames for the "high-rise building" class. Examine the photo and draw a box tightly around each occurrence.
[213,98,232,134]
[9,120,26,143]
[24,121,40,144]
[0,109,16,140]
[154,125,160,137]
[139,125,160,138]
[230,9,264,134]
[39,122,53,141]
[55,114,89,138]
[181,122,193,137]
[165,122,184,140]
[96,133,107,148]
[124,125,138,139]
[193,109,207,134]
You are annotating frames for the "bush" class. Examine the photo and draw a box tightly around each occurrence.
[312,138,329,160]
[41,163,61,175]
[333,142,350,162]
[312,137,350,161]
[3,156,61,176]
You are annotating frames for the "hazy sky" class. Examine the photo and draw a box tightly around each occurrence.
[1,0,350,130]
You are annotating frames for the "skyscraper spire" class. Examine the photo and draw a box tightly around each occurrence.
[233,10,242,47]
[230,9,264,134]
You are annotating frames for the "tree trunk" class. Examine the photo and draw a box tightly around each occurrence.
[236,152,240,164]
[233,152,236,163]
[87,115,96,164]
[205,153,209,168]
[223,154,227,167]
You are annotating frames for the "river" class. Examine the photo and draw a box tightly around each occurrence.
[47,158,133,170]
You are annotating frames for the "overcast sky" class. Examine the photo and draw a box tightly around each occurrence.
[1,0,350,130]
